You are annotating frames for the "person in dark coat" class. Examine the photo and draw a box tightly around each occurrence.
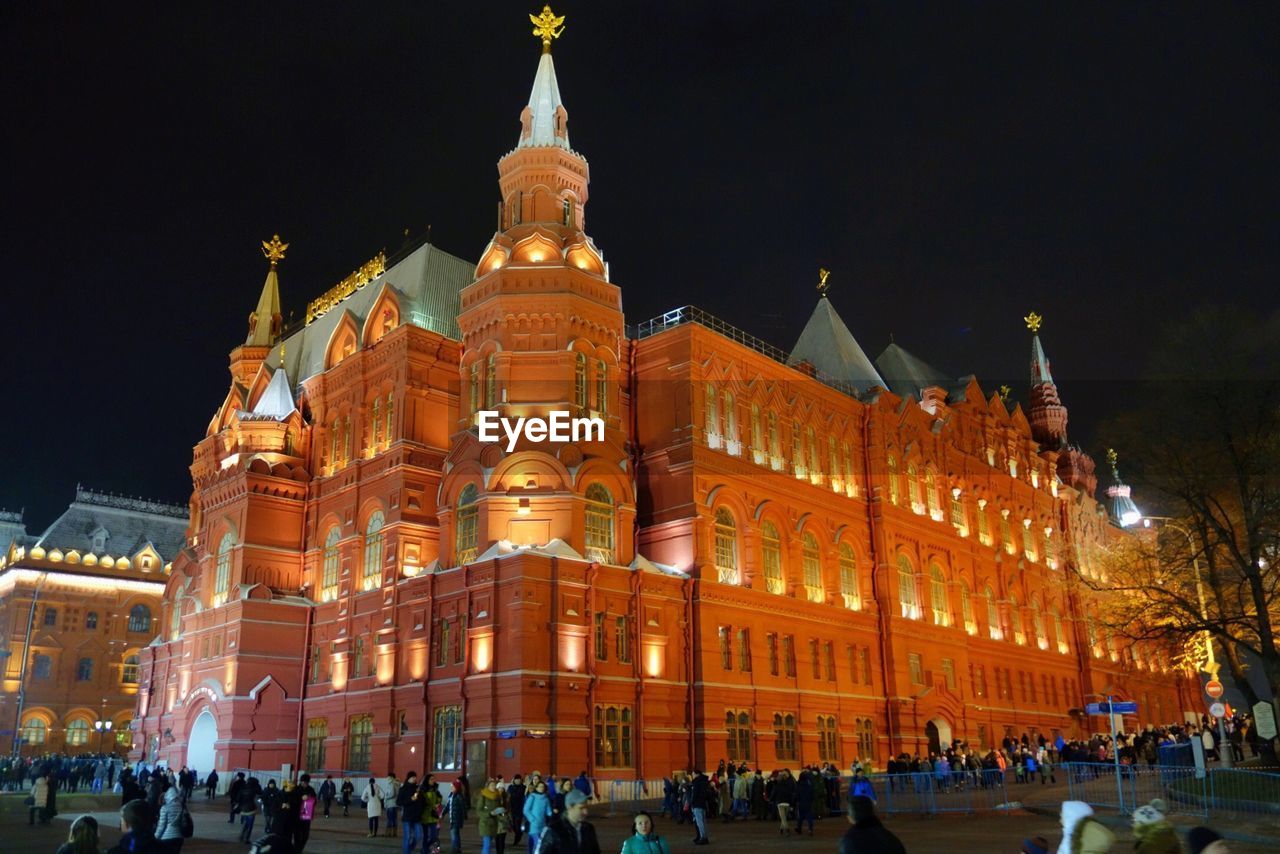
[262,780,282,832]
[838,796,906,854]
[689,771,711,845]
[318,777,337,818]
[397,771,425,854]
[535,790,600,854]
[106,798,163,854]
[794,769,815,836]
[205,770,218,799]
[227,772,246,823]
[288,775,318,853]
[507,775,528,846]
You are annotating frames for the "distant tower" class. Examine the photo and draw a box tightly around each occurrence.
[1024,311,1097,494]
[1105,448,1142,527]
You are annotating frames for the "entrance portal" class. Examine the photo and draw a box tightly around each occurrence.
[187,709,218,775]
[925,717,953,756]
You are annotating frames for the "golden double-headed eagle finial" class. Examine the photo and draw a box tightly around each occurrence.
[1024,311,1043,333]
[531,5,565,52]
[262,234,289,267]
[998,385,1012,403]
[817,267,831,296]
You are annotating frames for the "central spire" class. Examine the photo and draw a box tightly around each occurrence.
[519,6,571,150]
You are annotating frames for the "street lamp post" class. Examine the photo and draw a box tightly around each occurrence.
[1143,516,1232,768]
[94,719,113,755]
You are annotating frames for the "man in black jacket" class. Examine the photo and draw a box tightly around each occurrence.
[398,771,425,854]
[536,789,600,854]
[507,774,527,846]
[838,796,906,854]
[689,770,711,845]
[228,772,246,823]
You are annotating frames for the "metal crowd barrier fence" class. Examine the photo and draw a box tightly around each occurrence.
[1063,762,1280,819]
[866,770,1011,815]
[601,778,665,816]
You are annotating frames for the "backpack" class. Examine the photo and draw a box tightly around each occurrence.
[179,806,195,838]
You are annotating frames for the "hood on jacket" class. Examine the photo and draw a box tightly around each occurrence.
[1057,801,1095,854]
[164,787,181,804]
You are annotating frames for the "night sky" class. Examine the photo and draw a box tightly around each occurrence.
[3,2,1277,532]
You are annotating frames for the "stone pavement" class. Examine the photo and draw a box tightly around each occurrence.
[3,790,1275,853]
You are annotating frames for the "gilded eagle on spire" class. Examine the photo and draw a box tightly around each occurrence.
[1024,311,1043,333]
[262,234,289,267]
[817,267,831,296]
[530,5,565,51]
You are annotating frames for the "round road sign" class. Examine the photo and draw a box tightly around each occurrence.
[1205,680,1224,699]
[1209,702,1226,718]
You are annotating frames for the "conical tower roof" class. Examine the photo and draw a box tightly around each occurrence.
[246,235,286,347]
[788,295,884,394]
[875,341,951,400]
[1031,332,1054,386]
[250,364,296,421]
[520,51,570,150]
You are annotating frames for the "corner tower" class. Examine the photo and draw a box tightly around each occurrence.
[1024,311,1097,494]
[445,6,633,566]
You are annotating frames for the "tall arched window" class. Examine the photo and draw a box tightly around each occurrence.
[1032,598,1048,649]
[169,603,181,641]
[767,411,780,460]
[960,582,976,634]
[839,544,860,610]
[353,636,366,678]
[595,358,608,414]
[985,587,1002,640]
[373,396,383,447]
[485,353,497,409]
[469,361,481,414]
[1009,593,1025,644]
[925,469,941,518]
[455,484,479,565]
[713,508,738,585]
[66,718,90,746]
[907,463,921,511]
[705,384,719,445]
[1052,607,1069,654]
[574,352,588,409]
[801,533,823,602]
[362,510,385,591]
[214,532,234,606]
[122,654,139,684]
[127,605,152,633]
[887,455,900,505]
[347,715,373,772]
[584,483,615,564]
[761,522,784,595]
[806,426,821,482]
[321,527,341,601]
[791,419,805,476]
[385,391,394,442]
[723,392,737,447]
[929,564,950,626]
[750,404,763,456]
[898,555,918,619]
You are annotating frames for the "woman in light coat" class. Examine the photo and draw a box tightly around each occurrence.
[29,773,51,825]
[362,776,384,837]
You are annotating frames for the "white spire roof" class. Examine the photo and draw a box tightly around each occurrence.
[250,365,296,420]
[519,52,570,150]
[245,266,281,347]
[1031,334,1055,386]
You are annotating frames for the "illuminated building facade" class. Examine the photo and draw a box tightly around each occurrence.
[1,489,186,756]
[133,10,1191,783]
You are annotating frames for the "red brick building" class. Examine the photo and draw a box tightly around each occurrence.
[133,14,1192,785]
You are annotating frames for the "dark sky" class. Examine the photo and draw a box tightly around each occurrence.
[3,1,1277,533]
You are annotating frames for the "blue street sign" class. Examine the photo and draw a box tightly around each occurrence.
[1086,701,1138,716]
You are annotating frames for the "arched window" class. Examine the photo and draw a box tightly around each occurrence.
[750,404,763,455]
[929,564,950,626]
[725,709,752,762]
[817,714,839,762]
[66,718,90,746]
[839,543,860,610]
[353,637,366,678]
[372,396,383,447]
[469,361,481,415]
[960,582,976,634]
[925,469,941,518]
[704,384,719,445]
[169,601,182,640]
[807,426,821,482]
[1052,607,1069,654]
[828,437,840,490]
[985,587,1002,640]
[568,352,584,409]
[321,526,341,601]
[122,654,139,684]
[76,658,94,681]
[977,505,991,544]
[898,555,918,619]
[348,715,373,772]
[887,455,900,505]
[907,463,921,511]
[362,510,384,591]
[791,419,805,476]
[773,712,797,761]
[127,605,152,633]
[595,358,608,415]
[767,411,780,459]
[713,508,738,585]
[584,483,615,564]
[214,532,234,605]
[85,612,98,630]
[1032,599,1048,649]
[723,391,738,451]
[1009,593,1025,645]
[455,484,479,564]
[21,718,46,745]
[385,391,394,443]
[485,353,497,409]
[801,532,823,602]
[761,522,784,595]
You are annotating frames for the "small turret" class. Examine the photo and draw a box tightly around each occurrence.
[1025,311,1068,447]
[1105,448,1142,527]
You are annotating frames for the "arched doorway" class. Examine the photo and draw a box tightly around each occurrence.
[187,709,218,775]
[925,717,953,756]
